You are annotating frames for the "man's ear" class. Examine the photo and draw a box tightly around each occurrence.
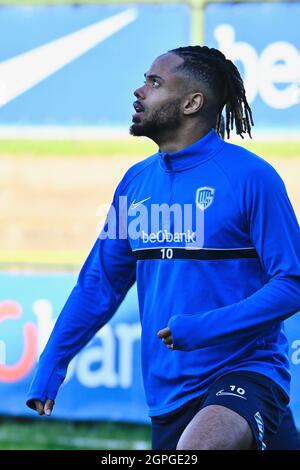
[183,92,204,115]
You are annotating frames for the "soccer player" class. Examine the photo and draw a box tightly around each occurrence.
[26,46,300,450]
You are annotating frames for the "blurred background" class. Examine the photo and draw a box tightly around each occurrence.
[0,0,299,450]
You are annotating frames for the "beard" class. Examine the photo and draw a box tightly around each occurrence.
[130,99,182,138]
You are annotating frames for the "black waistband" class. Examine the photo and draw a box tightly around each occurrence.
[133,247,258,260]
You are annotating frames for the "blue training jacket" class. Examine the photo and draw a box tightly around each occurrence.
[27,129,300,416]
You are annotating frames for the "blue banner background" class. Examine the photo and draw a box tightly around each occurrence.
[0,273,147,423]
[205,3,300,131]
[0,4,190,127]
[0,272,299,428]
[1,3,299,131]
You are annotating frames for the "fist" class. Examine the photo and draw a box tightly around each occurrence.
[157,327,174,349]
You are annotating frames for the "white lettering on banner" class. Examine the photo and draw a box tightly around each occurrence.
[214,25,300,109]
[31,299,141,388]
[0,81,6,108]
[76,327,119,388]
[115,323,141,388]
[291,339,300,365]
[259,43,300,108]
[32,299,56,354]
[70,324,141,388]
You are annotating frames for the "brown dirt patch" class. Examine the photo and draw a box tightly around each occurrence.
[0,154,299,254]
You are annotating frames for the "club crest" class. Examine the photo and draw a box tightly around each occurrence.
[196,187,215,211]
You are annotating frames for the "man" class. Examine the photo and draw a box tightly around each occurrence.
[27,46,300,450]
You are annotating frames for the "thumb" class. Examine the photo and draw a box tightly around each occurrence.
[34,400,44,416]
[44,399,54,417]
[157,327,171,339]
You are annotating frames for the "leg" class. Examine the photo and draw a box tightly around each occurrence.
[176,404,253,450]
[177,371,288,451]
[151,395,204,450]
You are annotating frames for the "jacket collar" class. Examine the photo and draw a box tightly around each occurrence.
[158,129,224,172]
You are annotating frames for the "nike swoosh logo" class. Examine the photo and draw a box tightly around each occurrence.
[0,9,138,107]
[216,392,247,400]
[130,197,152,210]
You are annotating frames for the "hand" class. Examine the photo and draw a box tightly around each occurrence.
[34,399,54,417]
[157,327,174,349]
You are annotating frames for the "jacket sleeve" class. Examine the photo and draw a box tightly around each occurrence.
[26,185,136,408]
[169,163,300,351]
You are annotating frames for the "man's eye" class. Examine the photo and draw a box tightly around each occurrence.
[143,78,160,87]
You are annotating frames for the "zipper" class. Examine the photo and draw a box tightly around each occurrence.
[164,155,176,231]
[163,154,175,206]
[169,171,175,207]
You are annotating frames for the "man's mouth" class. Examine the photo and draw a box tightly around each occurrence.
[132,101,145,122]
[133,101,145,112]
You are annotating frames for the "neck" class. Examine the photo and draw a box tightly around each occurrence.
[153,122,213,153]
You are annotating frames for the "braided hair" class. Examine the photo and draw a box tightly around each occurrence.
[169,45,254,139]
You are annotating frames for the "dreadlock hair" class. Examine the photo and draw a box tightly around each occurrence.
[218,114,225,140]
[169,45,254,139]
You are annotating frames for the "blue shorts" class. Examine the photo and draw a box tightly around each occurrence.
[151,371,289,450]
[267,406,300,450]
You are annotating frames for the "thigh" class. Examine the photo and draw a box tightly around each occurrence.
[176,403,253,450]
[177,371,289,451]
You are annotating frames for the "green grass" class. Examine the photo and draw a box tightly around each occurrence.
[0,250,85,269]
[0,138,299,158]
[242,141,300,159]
[0,417,151,450]
[0,138,156,157]
[0,417,298,450]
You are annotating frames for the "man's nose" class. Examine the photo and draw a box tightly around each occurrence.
[134,85,146,100]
